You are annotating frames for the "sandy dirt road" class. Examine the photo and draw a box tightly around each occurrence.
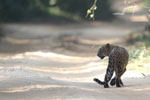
[0,21,149,100]
[0,0,150,100]
[0,51,149,100]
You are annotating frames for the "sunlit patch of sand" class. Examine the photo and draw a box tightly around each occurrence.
[0,51,107,82]
[1,82,150,93]
[0,84,98,93]
[0,64,105,82]
[0,51,147,83]
[0,51,104,71]
[4,37,36,45]
[25,51,96,62]
[24,62,104,74]
[80,38,123,45]
[129,15,150,22]
[124,5,141,13]
[134,87,150,91]
[0,51,97,63]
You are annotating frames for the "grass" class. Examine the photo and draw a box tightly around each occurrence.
[128,47,150,73]
[127,28,150,74]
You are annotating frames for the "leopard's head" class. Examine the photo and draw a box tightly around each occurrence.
[97,43,110,59]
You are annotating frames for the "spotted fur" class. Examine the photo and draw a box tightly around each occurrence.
[94,43,129,88]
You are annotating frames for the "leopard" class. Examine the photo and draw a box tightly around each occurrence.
[93,43,129,88]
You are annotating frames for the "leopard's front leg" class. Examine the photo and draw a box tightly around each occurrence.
[104,60,114,88]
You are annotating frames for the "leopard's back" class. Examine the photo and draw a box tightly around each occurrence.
[109,47,129,70]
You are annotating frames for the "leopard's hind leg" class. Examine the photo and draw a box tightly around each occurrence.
[110,77,124,86]
[110,68,126,86]
[115,67,126,87]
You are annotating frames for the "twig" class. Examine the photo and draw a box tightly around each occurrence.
[86,0,97,20]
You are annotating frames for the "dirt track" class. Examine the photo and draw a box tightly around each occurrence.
[0,51,150,100]
[0,0,150,100]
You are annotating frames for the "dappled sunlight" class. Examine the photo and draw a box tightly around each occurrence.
[80,38,122,45]
[0,51,106,82]
[0,85,63,93]
[0,50,104,70]
[2,51,97,63]
[0,51,100,69]
[0,50,147,83]
[25,51,96,62]
[124,5,141,13]
[120,83,150,92]
[5,37,31,45]
[0,84,99,93]
[113,4,141,15]
[129,15,150,22]
[0,63,105,82]
[135,87,150,91]
[25,63,103,74]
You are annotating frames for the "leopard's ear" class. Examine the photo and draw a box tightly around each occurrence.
[106,43,110,49]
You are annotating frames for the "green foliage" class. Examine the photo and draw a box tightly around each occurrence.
[0,26,2,35]
[53,0,114,20]
[56,0,92,17]
[0,0,114,21]
[141,0,150,8]
[0,0,50,21]
[86,0,97,20]
[95,0,114,20]
[128,47,150,72]
[127,29,150,72]
[129,47,150,61]
[0,24,4,37]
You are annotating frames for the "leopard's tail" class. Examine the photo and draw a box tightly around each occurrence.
[93,78,105,85]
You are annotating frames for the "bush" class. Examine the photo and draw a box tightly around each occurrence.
[0,0,50,21]
[0,0,114,21]
[129,47,150,61]
[127,31,150,48]
[128,47,150,72]
[0,24,4,37]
